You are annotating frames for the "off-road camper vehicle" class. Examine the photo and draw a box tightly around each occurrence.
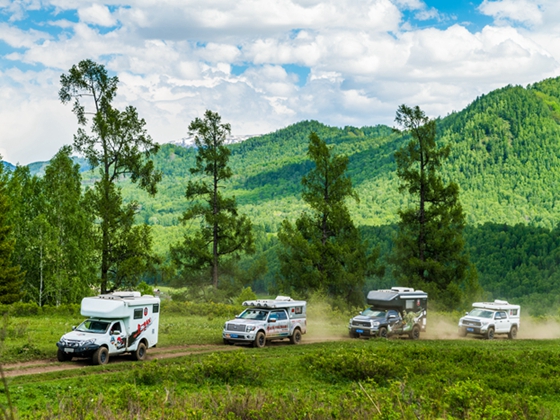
[348,287,427,339]
[223,296,306,348]
[56,291,160,365]
[458,300,520,339]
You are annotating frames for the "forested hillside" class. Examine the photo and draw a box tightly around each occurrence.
[20,76,560,311]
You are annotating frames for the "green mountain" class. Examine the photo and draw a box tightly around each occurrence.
[19,76,560,310]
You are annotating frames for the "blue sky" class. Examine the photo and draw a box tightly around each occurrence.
[0,0,559,164]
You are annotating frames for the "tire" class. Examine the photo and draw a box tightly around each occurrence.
[253,331,266,348]
[458,328,468,337]
[92,347,109,365]
[290,328,302,345]
[486,327,495,340]
[349,331,359,339]
[409,325,421,340]
[132,342,147,361]
[508,325,518,339]
[57,348,72,362]
[223,339,234,345]
[378,327,388,338]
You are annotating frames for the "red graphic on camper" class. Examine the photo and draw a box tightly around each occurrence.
[110,335,126,350]
[127,317,153,347]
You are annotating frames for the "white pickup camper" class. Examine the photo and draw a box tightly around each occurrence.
[56,292,160,365]
[458,300,520,339]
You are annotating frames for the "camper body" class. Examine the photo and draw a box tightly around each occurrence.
[458,300,520,339]
[56,292,160,365]
[348,287,428,339]
[223,296,306,348]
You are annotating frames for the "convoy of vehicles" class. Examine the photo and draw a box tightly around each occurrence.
[458,300,521,339]
[56,291,160,365]
[348,287,428,339]
[54,287,523,365]
[222,296,307,348]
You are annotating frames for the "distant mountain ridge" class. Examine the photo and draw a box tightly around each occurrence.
[13,76,560,232]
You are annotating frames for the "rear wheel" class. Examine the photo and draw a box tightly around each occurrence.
[132,342,147,361]
[57,348,72,362]
[508,326,518,339]
[486,327,495,340]
[253,331,266,348]
[92,347,109,365]
[290,328,302,344]
[409,325,421,340]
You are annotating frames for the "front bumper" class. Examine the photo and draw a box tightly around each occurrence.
[56,341,100,358]
[348,325,380,337]
[223,331,258,343]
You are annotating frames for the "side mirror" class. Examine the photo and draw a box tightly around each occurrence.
[113,330,121,335]
[72,326,76,330]
[269,318,277,323]
[465,312,468,315]
[388,314,396,319]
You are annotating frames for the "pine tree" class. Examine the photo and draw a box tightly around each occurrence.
[171,110,254,289]
[59,59,161,293]
[392,104,479,309]
[0,161,24,304]
[277,132,378,308]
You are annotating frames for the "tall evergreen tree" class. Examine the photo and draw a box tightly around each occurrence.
[59,59,162,293]
[42,146,96,304]
[277,132,378,307]
[392,104,478,309]
[0,160,24,304]
[171,110,254,289]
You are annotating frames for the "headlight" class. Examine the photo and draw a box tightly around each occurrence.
[81,338,96,346]
[372,321,379,327]
[246,325,257,332]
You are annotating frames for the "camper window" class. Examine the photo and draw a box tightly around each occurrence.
[134,308,143,319]
[153,303,159,313]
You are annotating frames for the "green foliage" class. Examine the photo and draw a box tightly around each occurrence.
[0,161,23,304]
[233,287,257,306]
[59,59,162,294]
[277,132,379,308]
[392,105,478,309]
[171,110,255,290]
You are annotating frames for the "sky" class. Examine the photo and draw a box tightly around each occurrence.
[1,0,559,165]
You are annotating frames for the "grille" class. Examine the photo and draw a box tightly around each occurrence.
[462,320,481,327]
[352,321,371,328]
[226,323,246,332]
[64,340,82,348]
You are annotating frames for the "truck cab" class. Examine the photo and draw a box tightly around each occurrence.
[458,300,520,339]
[56,291,160,365]
[223,296,306,348]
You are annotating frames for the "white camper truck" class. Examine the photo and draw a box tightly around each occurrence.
[56,292,160,365]
[458,300,520,339]
[223,296,307,348]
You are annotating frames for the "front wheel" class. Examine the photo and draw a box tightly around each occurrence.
[57,348,72,362]
[409,325,421,340]
[508,326,518,339]
[458,327,467,337]
[92,347,109,365]
[378,327,388,338]
[132,342,147,361]
[290,329,302,345]
[486,327,495,340]
[253,331,266,348]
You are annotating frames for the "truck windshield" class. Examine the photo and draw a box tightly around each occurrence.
[238,309,268,320]
[76,319,110,333]
[362,308,386,317]
[468,309,494,319]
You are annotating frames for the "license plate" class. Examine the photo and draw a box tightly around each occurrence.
[356,329,364,333]
[65,348,74,353]
[467,328,474,332]
[230,334,239,338]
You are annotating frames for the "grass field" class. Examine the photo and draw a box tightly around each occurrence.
[2,301,560,419]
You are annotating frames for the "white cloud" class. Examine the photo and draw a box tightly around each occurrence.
[77,4,117,27]
[1,0,560,164]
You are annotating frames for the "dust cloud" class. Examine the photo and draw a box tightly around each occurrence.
[517,317,560,339]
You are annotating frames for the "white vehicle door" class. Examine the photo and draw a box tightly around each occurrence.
[267,310,289,337]
[108,321,127,354]
[494,311,509,333]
